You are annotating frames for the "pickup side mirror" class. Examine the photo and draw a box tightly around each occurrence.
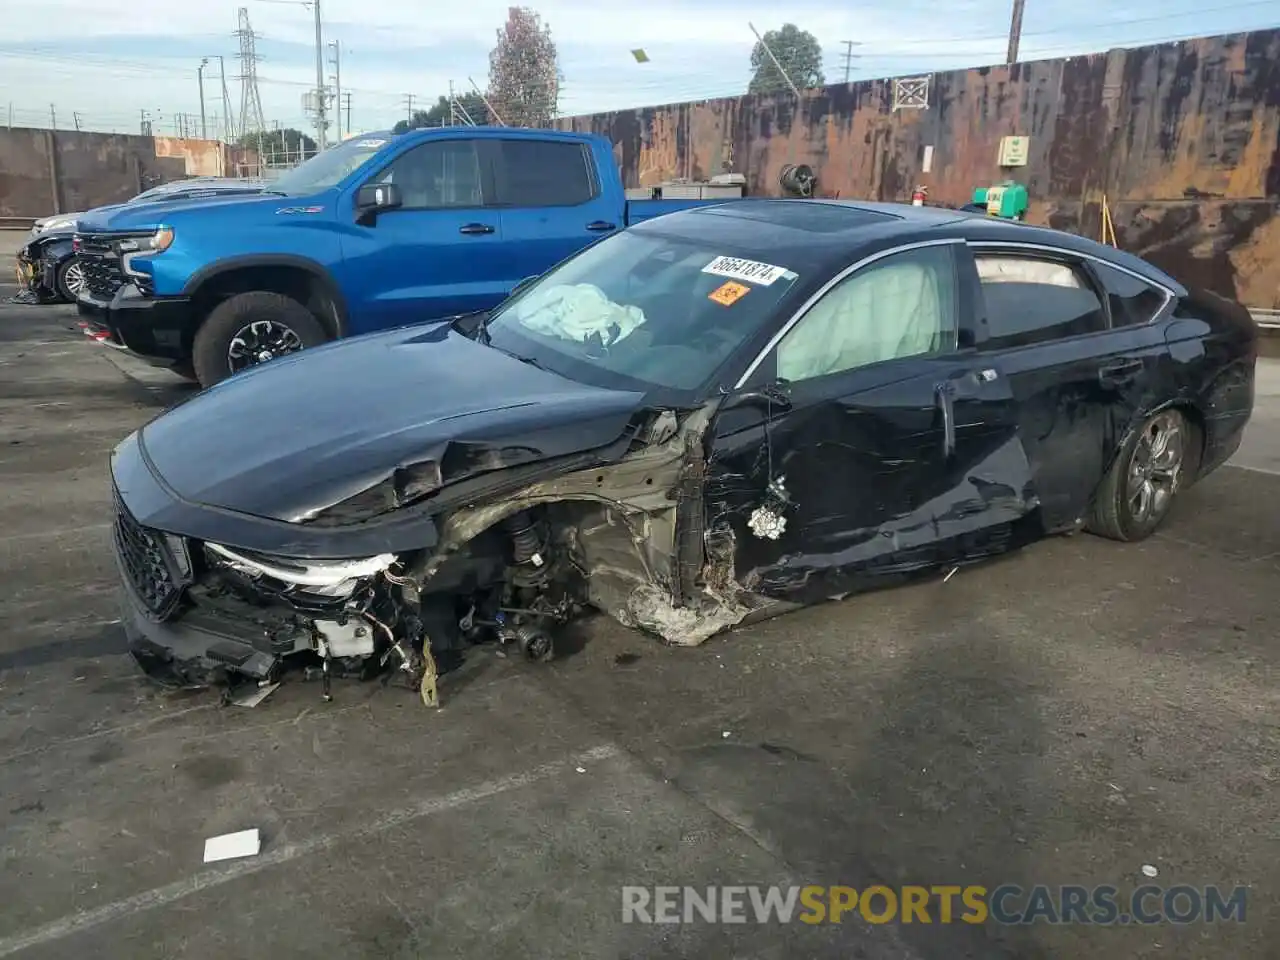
[355,182,403,222]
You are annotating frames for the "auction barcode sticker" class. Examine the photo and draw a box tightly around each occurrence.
[701,255,795,287]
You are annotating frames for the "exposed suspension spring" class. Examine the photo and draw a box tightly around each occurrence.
[503,511,550,588]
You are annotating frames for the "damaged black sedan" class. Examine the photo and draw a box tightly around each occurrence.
[110,200,1257,704]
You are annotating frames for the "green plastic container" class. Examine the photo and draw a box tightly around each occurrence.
[971,181,1028,220]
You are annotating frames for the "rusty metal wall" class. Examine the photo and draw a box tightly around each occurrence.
[0,129,228,218]
[558,29,1280,308]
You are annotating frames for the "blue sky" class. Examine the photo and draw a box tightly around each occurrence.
[0,0,1275,136]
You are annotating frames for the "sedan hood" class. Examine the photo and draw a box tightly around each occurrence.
[130,325,647,523]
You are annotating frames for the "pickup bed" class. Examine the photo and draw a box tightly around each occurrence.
[75,127,734,387]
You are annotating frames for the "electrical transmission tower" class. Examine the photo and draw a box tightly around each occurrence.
[234,7,266,139]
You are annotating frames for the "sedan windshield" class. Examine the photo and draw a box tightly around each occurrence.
[269,136,392,195]
[483,230,801,395]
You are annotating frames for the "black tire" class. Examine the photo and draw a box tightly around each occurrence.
[54,256,85,304]
[1086,408,1193,542]
[191,291,329,388]
[170,362,200,383]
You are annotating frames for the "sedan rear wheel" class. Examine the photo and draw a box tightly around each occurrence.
[1087,408,1192,541]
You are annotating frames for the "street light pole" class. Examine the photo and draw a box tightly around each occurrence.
[254,0,327,150]
[312,0,327,150]
[198,58,209,139]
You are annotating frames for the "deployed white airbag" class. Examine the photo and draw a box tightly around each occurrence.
[512,283,647,346]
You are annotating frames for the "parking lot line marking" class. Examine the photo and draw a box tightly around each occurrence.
[0,744,620,957]
[0,522,110,545]
[1228,461,1280,477]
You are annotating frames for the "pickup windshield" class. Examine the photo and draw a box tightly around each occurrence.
[483,230,801,396]
[269,136,392,195]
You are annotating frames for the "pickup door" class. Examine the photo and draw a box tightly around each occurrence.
[487,137,622,282]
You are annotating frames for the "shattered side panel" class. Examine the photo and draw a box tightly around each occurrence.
[415,405,764,647]
[704,364,1039,609]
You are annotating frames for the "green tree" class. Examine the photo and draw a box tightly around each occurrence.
[392,93,489,134]
[748,23,824,95]
[487,6,560,128]
[237,128,317,164]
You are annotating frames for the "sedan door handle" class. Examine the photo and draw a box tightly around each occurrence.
[935,381,957,458]
[586,221,616,232]
[459,223,495,235]
[1098,358,1143,388]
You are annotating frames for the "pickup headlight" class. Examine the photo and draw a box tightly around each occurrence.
[118,226,174,256]
[119,226,175,281]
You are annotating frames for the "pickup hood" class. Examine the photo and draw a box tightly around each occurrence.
[124,324,646,525]
[77,193,290,233]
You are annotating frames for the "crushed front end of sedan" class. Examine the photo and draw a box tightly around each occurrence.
[113,382,759,706]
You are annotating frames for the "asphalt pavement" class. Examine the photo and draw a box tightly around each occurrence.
[0,292,1276,960]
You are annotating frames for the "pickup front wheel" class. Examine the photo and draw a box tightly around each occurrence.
[192,291,329,388]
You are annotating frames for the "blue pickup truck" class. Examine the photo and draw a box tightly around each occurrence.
[75,127,726,387]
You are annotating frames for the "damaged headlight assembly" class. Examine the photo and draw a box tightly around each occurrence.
[198,542,428,702]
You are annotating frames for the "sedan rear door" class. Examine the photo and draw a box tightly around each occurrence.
[961,241,1177,532]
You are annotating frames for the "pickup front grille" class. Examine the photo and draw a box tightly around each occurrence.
[79,254,125,300]
[113,490,186,618]
[75,232,153,300]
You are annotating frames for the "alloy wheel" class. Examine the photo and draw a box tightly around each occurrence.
[226,320,305,373]
[1127,411,1184,525]
[63,261,86,299]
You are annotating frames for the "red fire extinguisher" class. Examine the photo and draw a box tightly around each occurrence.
[911,185,928,206]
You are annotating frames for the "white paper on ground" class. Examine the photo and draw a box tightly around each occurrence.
[203,828,261,863]
[231,682,280,708]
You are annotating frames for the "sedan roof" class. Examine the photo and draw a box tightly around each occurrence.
[632,199,1181,292]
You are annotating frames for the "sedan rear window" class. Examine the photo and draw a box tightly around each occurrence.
[1092,261,1168,327]
[976,254,1108,349]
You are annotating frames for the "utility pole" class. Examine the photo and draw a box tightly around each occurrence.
[216,55,234,141]
[841,41,862,83]
[6,102,12,129]
[198,58,209,138]
[50,104,56,129]
[403,93,415,122]
[448,80,455,126]
[328,40,342,141]
[1006,0,1026,63]
[312,0,327,150]
[73,112,81,131]
[343,92,352,134]
[468,76,505,126]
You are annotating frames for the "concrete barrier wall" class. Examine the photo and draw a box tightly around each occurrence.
[0,129,229,218]
[558,29,1280,309]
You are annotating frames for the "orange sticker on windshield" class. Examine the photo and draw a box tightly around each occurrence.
[709,280,751,306]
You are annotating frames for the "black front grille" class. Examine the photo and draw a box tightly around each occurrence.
[113,491,185,618]
[78,251,125,301]
[75,232,152,300]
